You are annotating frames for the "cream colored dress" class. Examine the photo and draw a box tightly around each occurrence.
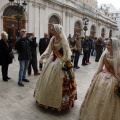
[80,52,120,120]
[34,38,77,110]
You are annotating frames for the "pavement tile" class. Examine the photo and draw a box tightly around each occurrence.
[0,53,97,120]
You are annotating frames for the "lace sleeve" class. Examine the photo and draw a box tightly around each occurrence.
[40,37,53,63]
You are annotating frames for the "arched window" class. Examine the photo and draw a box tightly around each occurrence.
[109,30,112,38]
[48,15,61,38]
[91,26,95,31]
[3,6,24,17]
[74,21,81,36]
[101,28,105,37]
[49,15,60,24]
[75,21,81,28]
[90,25,96,37]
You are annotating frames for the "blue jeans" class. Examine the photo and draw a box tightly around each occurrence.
[18,60,30,83]
[74,51,80,68]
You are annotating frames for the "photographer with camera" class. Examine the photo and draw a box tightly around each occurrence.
[15,29,32,86]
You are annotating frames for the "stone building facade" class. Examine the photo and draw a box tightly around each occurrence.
[0,0,118,47]
[100,3,120,39]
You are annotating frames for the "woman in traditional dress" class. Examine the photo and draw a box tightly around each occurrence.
[34,24,77,111]
[80,38,120,120]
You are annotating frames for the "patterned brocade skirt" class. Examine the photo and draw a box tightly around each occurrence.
[34,70,77,111]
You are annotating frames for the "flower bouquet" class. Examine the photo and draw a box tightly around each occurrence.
[62,60,74,83]
[62,60,73,71]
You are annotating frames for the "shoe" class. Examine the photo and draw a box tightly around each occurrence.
[76,66,80,69]
[18,82,24,86]
[3,78,8,82]
[22,79,29,82]
[82,63,87,66]
[7,77,11,79]
[28,74,31,76]
[86,62,91,64]
[34,73,40,76]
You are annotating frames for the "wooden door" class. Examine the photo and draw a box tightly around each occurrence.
[5,28,18,48]
[3,17,25,48]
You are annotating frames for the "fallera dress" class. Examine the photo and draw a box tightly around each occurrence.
[80,52,120,120]
[34,37,77,111]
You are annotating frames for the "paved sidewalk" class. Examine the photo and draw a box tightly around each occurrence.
[0,53,97,120]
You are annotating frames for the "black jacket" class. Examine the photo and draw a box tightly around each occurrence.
[95,40,104,52]
[0,39,12,65]
[15,37,32,60]
[29,37,38,57]
[82,40,89,52]
[39,38,50,55]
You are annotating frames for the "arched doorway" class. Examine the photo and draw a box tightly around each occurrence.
[3,6,25,47]
[101,28,105,38]
[74,21,81,36]
[90,25,96,37]
[48,15,60,38]
[109,30,112,38]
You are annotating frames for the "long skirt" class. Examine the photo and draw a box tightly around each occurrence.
[80,72,120,120]
[34,70,77,111]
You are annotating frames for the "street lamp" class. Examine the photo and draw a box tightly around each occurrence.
[8,0,27,38]
[82,17,89,36]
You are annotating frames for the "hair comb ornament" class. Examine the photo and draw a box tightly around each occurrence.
[54,24,63,34]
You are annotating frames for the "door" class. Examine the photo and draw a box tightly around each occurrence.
[5,28,18,48]
[3,17,25,48]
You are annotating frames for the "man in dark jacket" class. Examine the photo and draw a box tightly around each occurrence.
[86,36,93,64]
[95,37,104,62]
[39,33,50,71]
[27,33,40,76]
[15,29,32,86]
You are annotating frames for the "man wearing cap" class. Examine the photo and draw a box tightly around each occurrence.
[15,28,32,86]
[74,33,82,69]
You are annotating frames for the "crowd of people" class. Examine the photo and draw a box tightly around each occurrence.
[0,24,120,120]
[68,34,109,68]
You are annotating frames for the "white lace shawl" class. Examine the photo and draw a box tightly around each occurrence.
[95,38,120,80]
[40,24,72,63]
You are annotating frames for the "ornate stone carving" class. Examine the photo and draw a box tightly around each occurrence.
[32,2,46,9]
[65,12,73,17]
[98,21,101,26]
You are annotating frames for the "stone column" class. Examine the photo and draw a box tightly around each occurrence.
[39,4,46,38]
[32,2,40,43]
[27,1,33,33]
[97,21,101,37]
[105,27,109,38]
[62,10,66,32]
[69,13,74,36]
[0,16,3,32]
[65,12,70,37]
